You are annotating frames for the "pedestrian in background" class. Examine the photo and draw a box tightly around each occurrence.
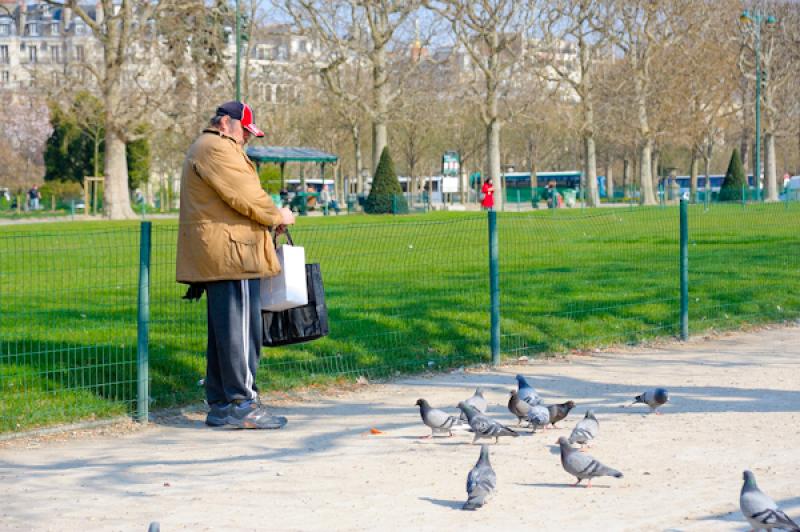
[481,177,495,210]
[176,101,295,430]
[28,185,41,211]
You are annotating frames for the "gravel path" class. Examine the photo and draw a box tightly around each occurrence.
[2,325,799,531]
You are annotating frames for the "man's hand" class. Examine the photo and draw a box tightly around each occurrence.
[279,207,295,226]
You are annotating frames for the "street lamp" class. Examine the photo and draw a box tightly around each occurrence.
[740,9,776,202]
[235,0,241,101]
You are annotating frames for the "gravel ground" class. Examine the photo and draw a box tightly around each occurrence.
[1,325,799,532]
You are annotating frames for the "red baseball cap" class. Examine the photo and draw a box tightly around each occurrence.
[215,101,265,137]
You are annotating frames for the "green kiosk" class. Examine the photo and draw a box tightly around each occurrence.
[246,146,339,215]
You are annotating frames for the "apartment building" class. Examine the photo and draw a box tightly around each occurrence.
[0,0,98,91]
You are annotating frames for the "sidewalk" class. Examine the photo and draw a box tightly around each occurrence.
[2,325,799,531]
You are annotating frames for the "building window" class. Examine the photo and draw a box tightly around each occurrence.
[27,23,39,36]
[0,24,10,36]
[1,71,9,84]
[51,23,60,35]
[29,46,37,63]
[50,46,60,63]
[76,45,84,61]
[75,22,85,35]
[0,45,8,64]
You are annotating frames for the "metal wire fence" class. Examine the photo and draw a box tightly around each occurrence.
[1,201,798,433]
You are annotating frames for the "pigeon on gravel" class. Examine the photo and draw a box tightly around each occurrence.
[526,404,551,433]
[546,401,576,428]
[463,444,497,511]
[568,409,599,449]
[631,388,669,414]
[415,399,458,438]
[458,402,519,444]
[557,436,623,488]
[516,374,542,406]
[459,387,489,423]
[508,390,532,426]
[740,470,800,532]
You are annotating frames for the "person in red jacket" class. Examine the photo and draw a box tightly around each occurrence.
[481,177,495,210]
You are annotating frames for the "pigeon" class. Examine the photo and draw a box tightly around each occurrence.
[148,523,160,532]
[458,402,519,444]
[547,401,576,428]
[557,436,623,488]
[632,388,669,414]
[568,409,599,449]
[526,405,551,433]
[515,374,542,406]
[459,387,489,423]
[508,390,532,426]
[463,444,497,511]
[415,399,458,438]
[740,470,800,532]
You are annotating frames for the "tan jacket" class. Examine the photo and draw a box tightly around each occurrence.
[176,128,282,283]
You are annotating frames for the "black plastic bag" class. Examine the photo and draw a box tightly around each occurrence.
[262,263,329,346]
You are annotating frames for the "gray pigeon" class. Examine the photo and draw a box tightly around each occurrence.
[557,436,623,488]
[508,390,532,426]
[458,402,519,444]
[740,470,800,531]
[632,388,669,414]
[568,409,599,449]
[547,401,576,428]
[459,387,489,423]
[526,405,551,433]
[463,444,497,511]
[516,374,542,406]
[416,399,458,438]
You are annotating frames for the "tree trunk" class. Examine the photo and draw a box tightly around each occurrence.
[371,44,388,174]
[703,155,711,197]
[639,139,656,205]
[690,153,699,202]
[103,128,136,219]
[764,132,778,201]
[528,134,537,206]
[623,158,630,198]
[583,134,599,207]
[605,159,613,201]
[651,149,660,194]
[352,123,363,194]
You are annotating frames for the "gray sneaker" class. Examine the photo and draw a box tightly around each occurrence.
[225,400,288,429]
[205,402,232,427]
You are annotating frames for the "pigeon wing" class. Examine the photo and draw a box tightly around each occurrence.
[424,407,456,430]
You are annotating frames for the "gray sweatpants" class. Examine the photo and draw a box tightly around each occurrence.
[205,279,262,405]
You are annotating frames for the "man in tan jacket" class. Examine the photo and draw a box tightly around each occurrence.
[177,101,294,429]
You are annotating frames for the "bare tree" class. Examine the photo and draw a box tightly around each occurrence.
[285,0,422,175]
[541,0,614,207]
[610,0,695,205]
[427,0,540,210]
[738,1,800,201]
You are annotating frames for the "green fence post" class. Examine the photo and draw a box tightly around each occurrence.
[679,199,689,341]
[137,221,151,423]
[488,210,500,366]
[742,184,746,208]
[392,194,397,215]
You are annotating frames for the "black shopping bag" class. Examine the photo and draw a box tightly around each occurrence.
[262,263,329,347]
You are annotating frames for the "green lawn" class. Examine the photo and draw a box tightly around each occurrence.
[1,203,798,432]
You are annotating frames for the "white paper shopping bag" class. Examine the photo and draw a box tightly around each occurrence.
[261,243,308,311]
